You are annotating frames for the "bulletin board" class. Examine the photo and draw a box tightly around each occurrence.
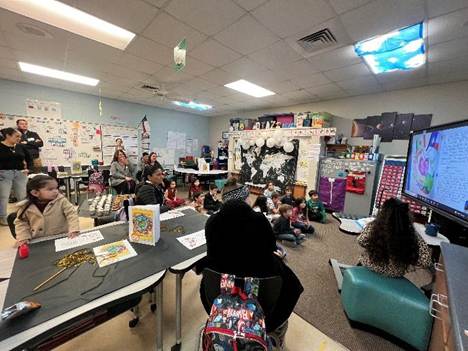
[101,124,139,164]
[0,113,139,167]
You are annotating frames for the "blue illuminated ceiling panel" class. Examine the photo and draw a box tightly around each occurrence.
[354,23,425,74]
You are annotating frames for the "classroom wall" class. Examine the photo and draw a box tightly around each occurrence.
[0,78,210,154]
[209,80,468,155]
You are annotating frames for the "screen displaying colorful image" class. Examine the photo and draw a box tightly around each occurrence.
[404,120,468,225]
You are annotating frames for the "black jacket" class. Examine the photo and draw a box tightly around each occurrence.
[281,195,294,206]
[20,130,43,159]
[196,200,303,331]
[273,216,294,235]
[134,182,169,212]
[0,142,32,170]
[203,192,221,212]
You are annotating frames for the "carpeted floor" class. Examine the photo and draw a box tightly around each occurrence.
[285,215,432,351]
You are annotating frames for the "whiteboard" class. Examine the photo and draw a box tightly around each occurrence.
[0,114,139,167]
[101,124,139,165]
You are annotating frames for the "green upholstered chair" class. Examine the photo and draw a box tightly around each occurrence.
[341,267,433,351]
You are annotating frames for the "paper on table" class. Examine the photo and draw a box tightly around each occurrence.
[93,240,137,268]
[55,230,104,252]
[160,210,185,222]
[176,230,206,250]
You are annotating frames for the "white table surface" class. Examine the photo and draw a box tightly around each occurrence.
[413,222,450,246]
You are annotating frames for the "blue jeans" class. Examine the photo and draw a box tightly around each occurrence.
[276,233,302,244]
[0,170,28,220]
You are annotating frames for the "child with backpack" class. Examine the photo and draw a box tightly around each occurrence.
[15,175,80,245]
[291,198,315,235]
[164,180,185,208]
[306,190,326,223]
[273,204,306,245]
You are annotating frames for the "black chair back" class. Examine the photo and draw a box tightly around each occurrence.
[102,170,111,186]
[201,269,282,318]
[7,212,17,239]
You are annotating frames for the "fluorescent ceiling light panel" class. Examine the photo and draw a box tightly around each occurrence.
[172,100,212,111]
[19,62,99,86]
[0,0,135,50]
[354,22,425,74]
[224,79,275,98]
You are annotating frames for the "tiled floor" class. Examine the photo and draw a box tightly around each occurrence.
[0,202,348,351]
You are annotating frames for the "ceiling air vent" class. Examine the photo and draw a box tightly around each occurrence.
[16,23,53,38]
[296,28,337,53]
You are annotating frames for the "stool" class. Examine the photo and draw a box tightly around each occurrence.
[341,267,432,351]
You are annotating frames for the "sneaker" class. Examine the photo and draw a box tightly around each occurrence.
[298,233,306,240]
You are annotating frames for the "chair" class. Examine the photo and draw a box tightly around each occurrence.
[201,268,282,325]
[101,170,111,193]
[7,212,17,239]
[341,267,433,351]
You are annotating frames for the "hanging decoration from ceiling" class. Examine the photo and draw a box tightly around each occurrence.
[174,38,187,72]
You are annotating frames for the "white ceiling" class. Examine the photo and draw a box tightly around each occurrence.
[0,0,467,116]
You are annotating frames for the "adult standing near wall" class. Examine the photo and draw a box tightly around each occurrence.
[0,128,31,225]
[16,119,43,173]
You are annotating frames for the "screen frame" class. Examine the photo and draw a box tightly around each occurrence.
[402,118,468,227]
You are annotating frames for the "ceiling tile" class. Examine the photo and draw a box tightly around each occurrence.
[427,7,468,45]
[375,66,426,84]
[151,65,194,83]
[182,56,214,76]
[190,39,242,67]
[307,45,361,71]
[248,40,304,71]
[115,53,163,75]
[428,55,468,76]
[336,75,383,95]
[426,0,468,18]
[291,72,331,89]
[202,68,239,86]
[428,37,468,62]
[428,69,468,85]
[340,0,426,42]
[143,0,170,8]
[182,77,217,91]
[328,0,372,14]
[165,0,245,35]
[126,37,173,65]
[306,83,348,98]
[275,59,319,79]
[215,15,278,55]
[0,45,16,60]
[381,77,428,91]
[0,66,23,81]
[279,89,315,102]
[232,0,268,11]
[103,64,151,81]
[252,0,335,38]
[142,12,207,49]
[222,57,268,76]
[61,0,158,34]
[323,62,371,82]
[66,36,124,61]
[260,80,299,95]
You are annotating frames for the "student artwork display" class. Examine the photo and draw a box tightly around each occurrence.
[352,112,432,141]
[129,205,161,246]
[101,124,139,164]
[240,139,299,189]
[93,240,138,268]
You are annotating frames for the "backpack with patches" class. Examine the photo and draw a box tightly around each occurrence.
[202,274,270,351]
[88,171,105,193]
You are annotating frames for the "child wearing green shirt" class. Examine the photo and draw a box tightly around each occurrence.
[306,190,326,223]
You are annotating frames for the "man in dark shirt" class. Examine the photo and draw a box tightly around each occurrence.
[16,119,43,173]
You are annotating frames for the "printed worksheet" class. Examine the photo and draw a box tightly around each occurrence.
[93,240,137,268]
[176,230,206,250]
[55,230,104,252]
[160,210,185,222]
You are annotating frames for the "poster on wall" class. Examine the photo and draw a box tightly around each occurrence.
[411,114,432,132]
[240,139,299,189]
[26,99,62,119]
[101,125,139,164]
[393,113,414,140]
[66,121,102,164]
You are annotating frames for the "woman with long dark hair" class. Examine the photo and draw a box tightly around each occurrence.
[0,128,32,225]
[110,150,136,194]
[357,198,432,277]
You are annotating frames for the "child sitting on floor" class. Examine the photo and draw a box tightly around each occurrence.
[268,192,281,215]
[306,190,326,223]
[263,181,276,198]
[204,185,222,213]
[164,180,185,209]
[273,204,305,245]
[252,195,269,214]
[189,178,202,200]
[281,186,295,206]
[191,192,205,213]
[15,175,80,245]
[292,198,315,234]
